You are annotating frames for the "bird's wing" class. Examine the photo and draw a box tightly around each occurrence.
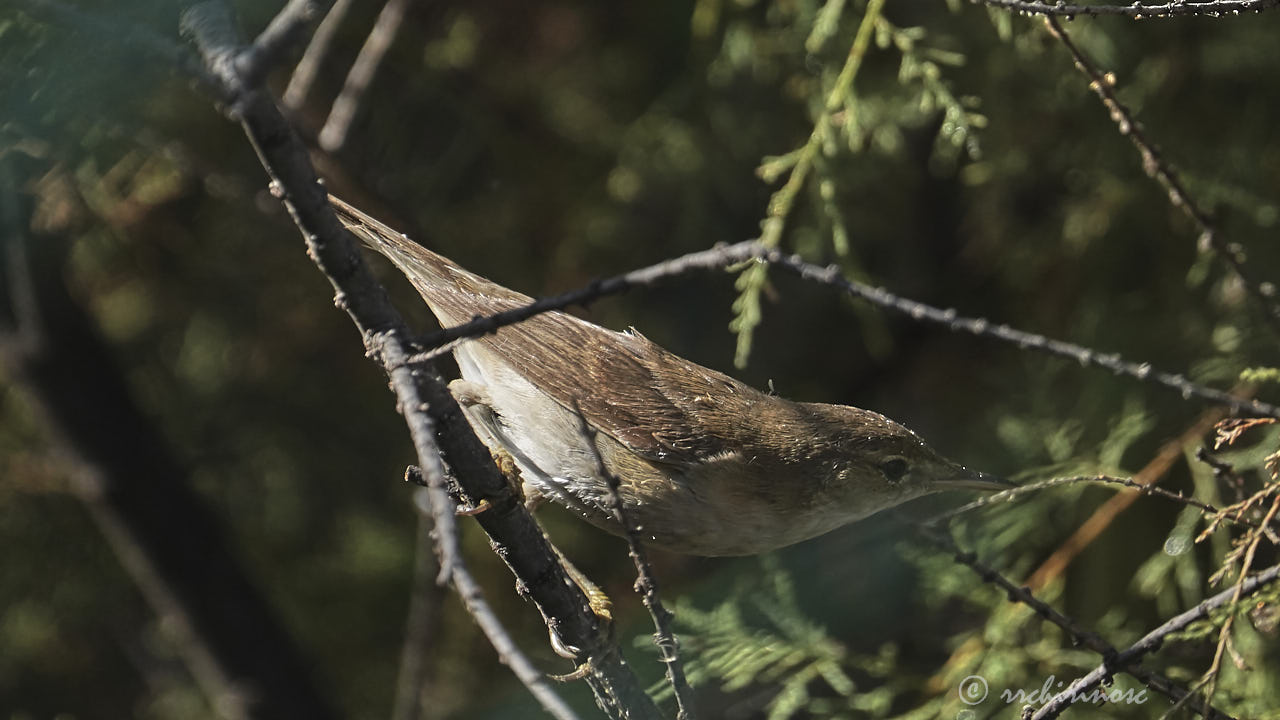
[331,196,761,467]
[478,307,763,467]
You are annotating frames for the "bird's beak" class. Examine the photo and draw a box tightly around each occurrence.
[935,466,1014,492]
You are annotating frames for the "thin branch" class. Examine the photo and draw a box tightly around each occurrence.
[1043,15,1280,338]
[1159,676,1216,720]
[238,0,324,89]
[759,249,1280,418]
[972,0,1280,17]
[380,236,1276,417]
[407,487,581,720]
[1025,410,1225,589]
[925,473,1261,531]
[391,493,446,720]
[335,199,1275,419]
[283,0,358,110]
[179,3,661,717]
[575,411,698,720]
[405,238,761,362]
[1030,560,1280,720]
[318,0,413,152]
[922,529,1236,720]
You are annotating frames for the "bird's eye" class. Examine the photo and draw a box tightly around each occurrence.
[879,458,909,482]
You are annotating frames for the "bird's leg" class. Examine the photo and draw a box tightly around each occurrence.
[557,547,614,626]
[449,378,613,674]
[450,445,517,517]
[449,378,555,514]
[546,543,616,682]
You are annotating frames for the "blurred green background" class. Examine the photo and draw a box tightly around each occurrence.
[2,1,1279,718]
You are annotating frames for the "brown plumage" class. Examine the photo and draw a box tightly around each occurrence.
[333,196,1007,556]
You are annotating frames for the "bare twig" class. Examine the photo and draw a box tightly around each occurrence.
[759,249,1280,418]
[238,0,324,89]
[575,411,698,720]
[404,238,761,363]
[1196,446,1248,506]
[283,0,358,110]
[1159,676,1216,720]
[178,2,660,717]
[367,234,1274,420]
[384,365,580,720]
[1043,16,1280,337]
[391,495,446,720]
[1030,561,1280,720]
[972,0,1280,17]
[318,0,413,152]
[922,529,1236,719]
[407,487,581,720]
[926,473,1261,531]
[1025,410,1225,589]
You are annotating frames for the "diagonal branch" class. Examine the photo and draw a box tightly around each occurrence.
[1043,15,1280,338]
[1031,561,1280,720]
[317,0,413,152]
[283,0,357,109]
[923,529,1237,720]
[406,238,762,362]
[760,249,1279,418]
[177,2,660,717]
[344,229,1274,420]
[575,410,697,720]
[971,0,1280,17]
[238,0,324,89]
[390,490,446,720]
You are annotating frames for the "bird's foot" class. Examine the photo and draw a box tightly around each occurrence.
[542,546,615,680]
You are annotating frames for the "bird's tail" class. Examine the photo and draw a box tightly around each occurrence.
[329,195,532,326]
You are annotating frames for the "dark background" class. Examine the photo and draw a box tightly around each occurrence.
[2,1,1279,718]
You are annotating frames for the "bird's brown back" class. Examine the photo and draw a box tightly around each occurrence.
[331,196,774,467]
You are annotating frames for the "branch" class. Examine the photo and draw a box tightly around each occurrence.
[1043,15,1280,338]
[925,473,1262,532]
[759,249,1280,418]
[317,0,412,152]
[406,485,581,720]
[1031,561,1280,720]
[283,0,357,109]
[391,491,447,720]
[375,233,1275,420]
[177,3,661,717]
[971,0,1280,17]
[923,529,1237,720]
[238,0,325,90]
[404,237,761,362]
[576,411,697,720]
[1023,410,1226,590]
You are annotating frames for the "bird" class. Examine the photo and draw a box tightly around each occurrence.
[332,196,1008,556]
